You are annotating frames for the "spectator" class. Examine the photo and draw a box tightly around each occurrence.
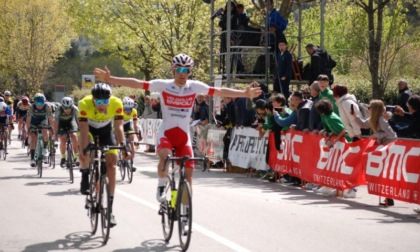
[391,95,420,139]
[234,97,256,127]
[353,99,397,206]
[315,98,351,195]
[140,95,157,119]
[150,92,162,119]
[215,97,236,168]
[318,75,339,115]
[257,100,275,138]
[332,84,362,141]
[264,0,288,52]
[390,79,412,131]
[396,79,412,111]
[218,1,239,73]
[306,81,323,133]
[191,93,209,125]
[304,44,336,85]
[289,90,312,131]
[274,40,292,98]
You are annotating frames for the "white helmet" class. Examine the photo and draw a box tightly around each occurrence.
[123,97,135,109]
[4,90,11,96]
[61,97,73,107]
[172,53,194,67]
[0,97,4,103]
[0,102,6,111]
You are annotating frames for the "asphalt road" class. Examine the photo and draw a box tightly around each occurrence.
[1,129,419,252]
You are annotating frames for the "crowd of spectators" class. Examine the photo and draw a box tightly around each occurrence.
[208,76,419,210]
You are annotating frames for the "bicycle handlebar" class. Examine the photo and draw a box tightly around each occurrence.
[83,143,128,155]
[162,155,208,172]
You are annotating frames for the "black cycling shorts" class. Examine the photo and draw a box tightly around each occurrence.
[58,119,78,136]
[89,123,116,148]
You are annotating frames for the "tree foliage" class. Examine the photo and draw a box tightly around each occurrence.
[0,0,75,95]
[64,0,212,82]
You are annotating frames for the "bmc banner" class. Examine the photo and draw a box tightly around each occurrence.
[268,130,420,204]
[363,140,420,204]
[229,127,268,170]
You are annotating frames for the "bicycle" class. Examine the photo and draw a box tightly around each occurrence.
[84,136,127,245]
[0,124,8,160]
[47,132,57,169]
[33,125,52,177]
[63,130,78,183]
[159,151,208,252]
[117,132,139,183]
[21,117,28,149]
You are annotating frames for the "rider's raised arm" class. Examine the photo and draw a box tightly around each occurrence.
[93,67,147,90]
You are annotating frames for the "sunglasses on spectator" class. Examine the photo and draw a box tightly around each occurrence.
[93,99,110,105]
[175,67,191,74]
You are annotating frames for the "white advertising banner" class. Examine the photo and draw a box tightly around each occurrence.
[228,127,269,170]
[205,128,226,162]
[138,118,162,145]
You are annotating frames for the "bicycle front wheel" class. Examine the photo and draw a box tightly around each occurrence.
[88,169,99,235]
[177,181,193,251]
[100,177,111,244]
[126,159,133,184]
[161,177,174,242]
[118,152,125,181]
[67,144,74,183]
[37,158,43,178]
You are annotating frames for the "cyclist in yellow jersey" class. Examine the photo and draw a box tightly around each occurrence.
[78,83,131,227]
[122,97,140,165]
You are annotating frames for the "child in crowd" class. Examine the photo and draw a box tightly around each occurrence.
[314,98,351,196]
[353,99,397,206]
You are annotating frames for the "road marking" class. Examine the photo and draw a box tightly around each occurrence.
[116,189,251,252]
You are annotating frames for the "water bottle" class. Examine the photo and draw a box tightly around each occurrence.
[171,189,177,208]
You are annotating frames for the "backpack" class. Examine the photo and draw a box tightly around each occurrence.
[315,48,336,70]
[357,102,369,119]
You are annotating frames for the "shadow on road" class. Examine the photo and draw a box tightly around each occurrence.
[114,239,180,252]
[25,179,71,186]
[22,231,104,251]
[46,189,80,197]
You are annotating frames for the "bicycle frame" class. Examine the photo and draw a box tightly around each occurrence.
[160,151,208,251]
[84,136,127,244]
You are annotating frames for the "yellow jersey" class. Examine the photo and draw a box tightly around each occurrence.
[78,95,123,129]
[123,108,138,123]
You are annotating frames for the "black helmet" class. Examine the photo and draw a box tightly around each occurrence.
[91,83,111,99]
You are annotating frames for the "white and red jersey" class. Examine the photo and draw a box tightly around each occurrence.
[144,79,215,149]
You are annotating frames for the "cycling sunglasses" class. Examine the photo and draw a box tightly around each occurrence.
[175,67,191,74]
[63,105,72,110]
[93,99,110,105]
[124,108,133,112]
[35,101,44,106]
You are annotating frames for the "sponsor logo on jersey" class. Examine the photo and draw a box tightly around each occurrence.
[116,108,122,114]
[81,111,87,116]
[162,92,195,108]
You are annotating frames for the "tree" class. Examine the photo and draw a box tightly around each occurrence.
[0,0,75,95]
[353,0,411,98]
[64,0,212,81]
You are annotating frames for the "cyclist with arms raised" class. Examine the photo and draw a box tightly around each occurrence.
[54,97,80,168]
[78,83,132,227]
[26,93,54,167]
[93,53,261,202]
[122,97,140,172]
